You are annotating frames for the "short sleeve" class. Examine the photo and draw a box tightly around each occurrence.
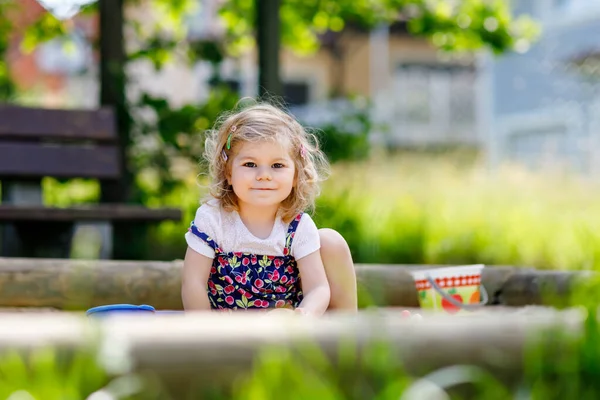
[184,202,220,259]
[290,213,320,260]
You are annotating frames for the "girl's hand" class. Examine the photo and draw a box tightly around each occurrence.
[295,308,310,317]
[264,308,311,317]
[267,308,296,316]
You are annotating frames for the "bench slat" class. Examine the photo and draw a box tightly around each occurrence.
[0,105,116,142]
[0,142,121,179]
[0,205,182,222]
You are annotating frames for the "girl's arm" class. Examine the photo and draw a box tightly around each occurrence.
[181,246,213,311]
[296,250,331,316]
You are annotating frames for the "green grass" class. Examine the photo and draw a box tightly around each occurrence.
[311,153,600,270]
[41,152,600,270]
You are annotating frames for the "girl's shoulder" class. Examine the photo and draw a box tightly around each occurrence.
[197,198,222,214]
[194,199,230,231]
[289,212,320,260]
[292,212,318,235]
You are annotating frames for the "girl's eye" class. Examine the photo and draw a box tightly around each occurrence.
[272,163,285,169]
[243,162,256,168]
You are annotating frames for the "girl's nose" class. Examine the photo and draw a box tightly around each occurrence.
[256,167,272,181]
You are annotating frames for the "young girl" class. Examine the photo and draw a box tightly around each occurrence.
[181,102,357,316]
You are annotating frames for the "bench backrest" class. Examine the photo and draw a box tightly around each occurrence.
[0,105,121,180]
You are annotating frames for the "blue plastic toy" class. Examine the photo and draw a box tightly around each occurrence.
[85,304,185,317]
[85,304,156,317]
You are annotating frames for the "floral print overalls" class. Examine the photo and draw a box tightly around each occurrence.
[188,213,304,310]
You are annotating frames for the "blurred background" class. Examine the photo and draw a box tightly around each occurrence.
[3,0,600,272]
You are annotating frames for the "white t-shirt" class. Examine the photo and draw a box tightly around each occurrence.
[185,199,320,260]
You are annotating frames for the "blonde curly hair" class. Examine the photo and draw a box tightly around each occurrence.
[202,101,330,223]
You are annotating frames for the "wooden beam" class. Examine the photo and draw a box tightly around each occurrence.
[0,105,116,142]
[0,308,584,391]
[0,205,182,222]
[0,258,584,310]
[0,258,182,310]
[0,142,121,179]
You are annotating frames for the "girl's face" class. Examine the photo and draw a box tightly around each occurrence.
[228,139,296,212]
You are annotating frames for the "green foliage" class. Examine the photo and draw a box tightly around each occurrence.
[0,347,109,399]
[520,294,600,400]
[43,178,100,206]
[20,12,68,53]
[133,86,240,200]
[220,0,540,56]
[10,0,540,64]
[232,341,415,400]
[0,345,174,400]
[127,36,181,70]
[0,1,15,100]
[126,0,198,69]
[404,0,540,54]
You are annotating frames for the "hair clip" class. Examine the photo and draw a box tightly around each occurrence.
[226,125,237,150]
[221,149,228,162]
[300,144,307,159]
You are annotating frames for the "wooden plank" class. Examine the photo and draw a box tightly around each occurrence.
[0,258,583,310]
[0,105,116,142]
[0,307,60,313]
[0,258,183,310]
[0,205,182,222]
[0,142,120,179]
[0,309,584,391]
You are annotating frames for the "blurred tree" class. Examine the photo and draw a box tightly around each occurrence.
[235,0,540,96]
[222,0,539,56]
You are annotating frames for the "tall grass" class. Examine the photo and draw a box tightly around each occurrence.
[43,152,600,270]
[310,152,600,270]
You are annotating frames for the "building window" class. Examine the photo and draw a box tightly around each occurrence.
[390,62,476,144]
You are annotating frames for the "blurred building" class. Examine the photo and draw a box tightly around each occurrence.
[284,24,480,149]
[485,0,600,173]
[9,0,481,148]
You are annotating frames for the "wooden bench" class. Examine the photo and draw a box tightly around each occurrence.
[0,104,182,259]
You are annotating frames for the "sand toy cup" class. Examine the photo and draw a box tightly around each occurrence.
[410,264,488,314]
